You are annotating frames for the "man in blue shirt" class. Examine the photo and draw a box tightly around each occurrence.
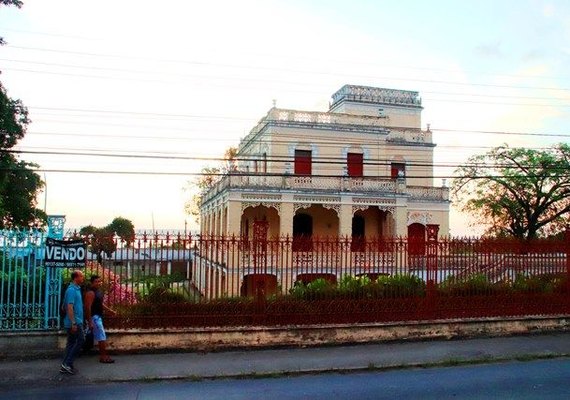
[61,270,85,374]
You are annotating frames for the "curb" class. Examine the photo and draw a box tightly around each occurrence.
[71,352,570,385]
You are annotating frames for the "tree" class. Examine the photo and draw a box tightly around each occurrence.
[79,217,135,263]
[184,146,238,223]
[452,144,570,239]
[0,1,46,228]
[0,154,46,227]
[0,1,23,45]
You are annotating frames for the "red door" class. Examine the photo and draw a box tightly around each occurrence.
[408,223,426,255]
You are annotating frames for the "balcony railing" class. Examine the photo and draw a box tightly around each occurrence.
[241,108,432,146]
[202,174,449,203]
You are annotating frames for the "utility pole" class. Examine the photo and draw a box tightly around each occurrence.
[43,173,47,214]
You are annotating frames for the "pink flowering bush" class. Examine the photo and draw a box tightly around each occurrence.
[107,276,138,306]
[82,261,137,306]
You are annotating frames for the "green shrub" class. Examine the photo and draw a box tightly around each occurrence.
[288,274,426,300]
[376,274,426,297]
[289,278,336,299]
[140,286,188,304]
[339,275,371,295]
[440,273,505,295]
[127,272,186,298]
[0,264,45,304]
[512,273,565,293]
[289,281,307,299]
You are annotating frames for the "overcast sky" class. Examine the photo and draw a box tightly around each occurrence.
[1,0,569,235]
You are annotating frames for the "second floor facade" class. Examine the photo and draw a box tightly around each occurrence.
[235,85,435,188]
[200,85,450,239]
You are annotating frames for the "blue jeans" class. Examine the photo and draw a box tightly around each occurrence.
[62,325,85,368]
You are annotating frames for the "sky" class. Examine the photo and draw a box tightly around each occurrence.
[1,0,569,235]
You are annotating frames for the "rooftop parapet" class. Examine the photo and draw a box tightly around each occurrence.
[331,85,422,109]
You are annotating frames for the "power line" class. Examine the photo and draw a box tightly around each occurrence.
[431,128,570,138]
[22,107,570,138]
[29,118,243,132]
[2,166,569,181]
[7,66,570,105]
[6,37,570,82]
[4,57,570,103]
[22,132,556,153]
[1,28,97,41]
[7,44,570,93]
[29,106,252,121]
[8,149,570,171]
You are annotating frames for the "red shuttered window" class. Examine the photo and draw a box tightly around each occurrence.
[294,150,312,175]
[391,162,405,179]
[347,152,363,177]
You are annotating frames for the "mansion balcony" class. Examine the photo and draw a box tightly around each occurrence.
[202,174,449,203]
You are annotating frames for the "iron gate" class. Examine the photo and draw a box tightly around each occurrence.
[0,216,65,331]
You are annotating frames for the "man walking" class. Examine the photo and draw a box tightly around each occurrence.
[61,270,85,374]
[84,274,116,363]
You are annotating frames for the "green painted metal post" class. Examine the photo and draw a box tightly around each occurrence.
[43,215,66,329]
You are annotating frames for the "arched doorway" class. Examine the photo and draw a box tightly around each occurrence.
[408,223,426,255]
[351,215,365,251]
[241,205,280,238]
[293,213,313,251]
[293,213,313,236]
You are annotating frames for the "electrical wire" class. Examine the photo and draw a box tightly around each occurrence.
[4,57,570,103]
[7,44,570,92]
[6,148,570,172]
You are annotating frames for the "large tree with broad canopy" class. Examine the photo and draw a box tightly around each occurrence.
[452,143,570,239]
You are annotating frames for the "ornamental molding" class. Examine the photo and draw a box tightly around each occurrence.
[353,198,396,205]
[241,194,282,201]
[289,202,341,214]
[293,195,341,203]
[352,205,395,214]
[242,202,281,214]
[407,211,432,225]
[321,203,341,215]
[293,203,311,213]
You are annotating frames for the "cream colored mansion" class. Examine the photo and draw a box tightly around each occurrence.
[200,84,450,241]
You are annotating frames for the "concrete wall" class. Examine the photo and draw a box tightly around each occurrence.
[330,102,422,129]
[2,316,568,360]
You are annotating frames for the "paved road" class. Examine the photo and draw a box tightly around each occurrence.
[3,358,569,400]
[3,333,570,389]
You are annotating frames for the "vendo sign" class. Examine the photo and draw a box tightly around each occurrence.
[44,238,87,268]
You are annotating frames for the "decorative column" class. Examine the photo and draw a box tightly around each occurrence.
[394,206,408,236]
[339,202,352,238]
[226,201,242,237]
[279,201,294,238]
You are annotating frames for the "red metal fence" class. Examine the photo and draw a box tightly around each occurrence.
[72,228,570,329]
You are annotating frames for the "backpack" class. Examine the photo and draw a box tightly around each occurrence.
[59,283,69,320]
[59,283,86,320]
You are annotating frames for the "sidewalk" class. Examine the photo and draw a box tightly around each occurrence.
[1,332,569,389]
